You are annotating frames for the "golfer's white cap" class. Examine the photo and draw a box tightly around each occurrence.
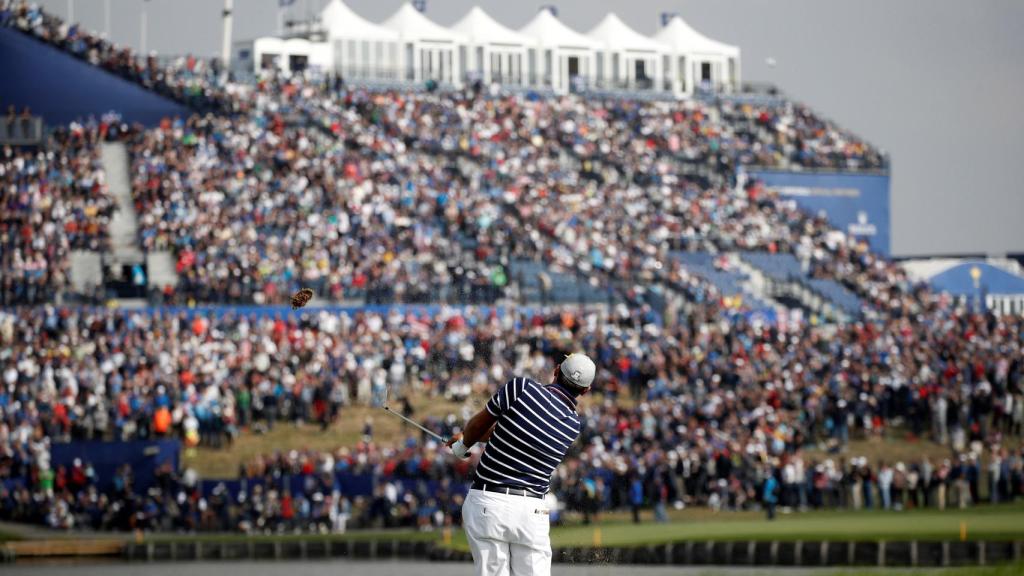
[560,353,596,389]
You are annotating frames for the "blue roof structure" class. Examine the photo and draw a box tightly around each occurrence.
[930,262,1024,296]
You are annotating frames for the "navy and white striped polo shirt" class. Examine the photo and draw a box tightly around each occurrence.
[474,377,582,495]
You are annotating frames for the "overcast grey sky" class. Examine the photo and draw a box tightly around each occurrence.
[37,0,1024,257]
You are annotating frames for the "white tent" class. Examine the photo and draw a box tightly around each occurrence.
[451,7,534,86]
[320,0,400,80]
[236,4,742,97]
[241,37,332,74]
[587,13,668,91]
[519,8,600,93]
[383,3,468,85]
[654,15,740,95]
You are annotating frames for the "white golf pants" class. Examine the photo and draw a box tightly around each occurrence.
[462,488,552,576]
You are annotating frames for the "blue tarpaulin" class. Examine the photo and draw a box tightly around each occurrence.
[50,440,180,492]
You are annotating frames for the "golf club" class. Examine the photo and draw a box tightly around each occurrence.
[382,405,449,444]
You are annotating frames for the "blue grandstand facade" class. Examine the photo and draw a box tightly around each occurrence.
[0,26,187,126]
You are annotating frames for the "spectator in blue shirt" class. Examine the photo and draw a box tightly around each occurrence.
[763,470,780,521]
[629,475,644,523]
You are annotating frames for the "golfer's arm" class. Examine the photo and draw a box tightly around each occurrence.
[462,408,498,445]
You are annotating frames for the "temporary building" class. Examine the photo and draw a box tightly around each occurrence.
[586,13,668,92]
[902,259,1024,316]
[519,8,601,94]
[320,0,400,80]
[931,262,1024,295]
[382,2,468,85]
[654,15,740,94]
[245,37,332,74]
[235,3,743,97]
[451,7,534,86]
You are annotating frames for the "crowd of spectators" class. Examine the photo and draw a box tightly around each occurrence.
[117,81,895,312]
[1,303,1022,531]
[2,0,886,174]
[0,0,233,113]
[4,413,1021,532]
[128,104,514,306]
[6,0,1024,537]
[4,0,890,308]
[1,119,120,305]
[5,304,1018,449]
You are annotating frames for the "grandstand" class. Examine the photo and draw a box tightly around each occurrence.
[0,0,1021,566]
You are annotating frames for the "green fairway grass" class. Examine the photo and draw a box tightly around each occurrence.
[75,502,1024,551]
[5,502,1022,570]
[443,504,1024,552]
[4,504,1019,551]
[827,565,1024,576]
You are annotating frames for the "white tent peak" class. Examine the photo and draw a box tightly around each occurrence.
[320,0,398,40]
[587,13,666,52]
[451,6,534,46]
[383,2,467,43]
[654,14,738,57]
[519,6,600,49]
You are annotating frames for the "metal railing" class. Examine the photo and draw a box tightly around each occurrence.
[234,64,760,100]
[0,116,44,145]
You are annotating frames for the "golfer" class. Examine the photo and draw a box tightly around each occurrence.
[447,353,596,576]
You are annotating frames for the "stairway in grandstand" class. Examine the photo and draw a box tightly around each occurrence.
[669,251,774,312]
[741,251,864,321]
[100,143,179,297]
[663,250,870,322]
[69,250,103,297]
[103,143,143,265]
[731,256,786,310]
[509,260,616,306]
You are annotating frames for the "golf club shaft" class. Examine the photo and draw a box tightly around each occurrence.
[383,405,448,443]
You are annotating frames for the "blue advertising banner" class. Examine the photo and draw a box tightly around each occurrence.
[51,440,180,493]
[742,169,891,256]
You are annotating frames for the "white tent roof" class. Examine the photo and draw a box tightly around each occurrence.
[383,2,467,44]
[654,15,739,58]
[519,8,600,50]
[255,37,315,50]
[320,0,398,40]
[587,13,666,53]
[451,7,534,47]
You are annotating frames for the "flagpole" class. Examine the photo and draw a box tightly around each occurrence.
[221,0,233,68]
[140,2,147,54]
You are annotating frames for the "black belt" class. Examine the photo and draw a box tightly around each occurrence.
[472,481,544,499]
